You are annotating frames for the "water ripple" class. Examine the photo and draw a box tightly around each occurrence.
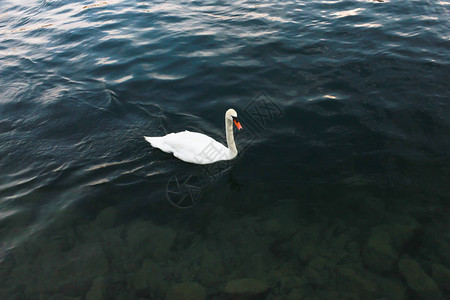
[0,0,449,282]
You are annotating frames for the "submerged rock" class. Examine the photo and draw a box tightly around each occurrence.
[291,234,317,263]
[86,277,104,300]
[166,282,206,300]
[436,240,450,266]
[263,218,298,239]
[302,255,334,287]
[286,288,306,300]
[290,223,323,263]
[24,242,109,296]
[373,276,406,300]
[302,266,327,287]
[431,263,450,293]
[198,249,225,286]
[264,219,285,235]
[308,256,327,270]
[362,230,398,273]
[126,220,177,262]
[96,207,118,229]
[132,259,165,297]
[346,241,361,263]
[362,220,419,274]
[42,295,81,300]
[376,222,418,251]
[335,265,377,296]
[224,278,269,298]
[398,257,443,299]
[279,276,307,294]
[102,233,129,271]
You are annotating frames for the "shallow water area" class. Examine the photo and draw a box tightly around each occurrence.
[1,0,449,299]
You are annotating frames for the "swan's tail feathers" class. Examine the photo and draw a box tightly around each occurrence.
[144,136,172,153]
[144,136,156,145]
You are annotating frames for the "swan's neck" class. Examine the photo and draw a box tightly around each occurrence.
[225,118,237,158]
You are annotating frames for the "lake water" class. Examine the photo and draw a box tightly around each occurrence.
[1,0,449,299]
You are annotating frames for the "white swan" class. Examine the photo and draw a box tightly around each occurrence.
[144,109,243,164]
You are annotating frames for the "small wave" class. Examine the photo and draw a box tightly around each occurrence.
[81,1,119,11]
[330,8,365,19]
[353,22,382,28]
[0,23,52,34]
[148,73,185,80]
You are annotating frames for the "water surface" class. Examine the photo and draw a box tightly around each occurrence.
[1,0,449,299]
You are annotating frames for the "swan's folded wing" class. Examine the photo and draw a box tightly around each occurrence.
[144,136,174,153]
[145,131,229,164]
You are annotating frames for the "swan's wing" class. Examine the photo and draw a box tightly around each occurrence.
[144,136,174,153]
[145,131,229,164]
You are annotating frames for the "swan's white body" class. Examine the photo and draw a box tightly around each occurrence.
[144,109,242,165]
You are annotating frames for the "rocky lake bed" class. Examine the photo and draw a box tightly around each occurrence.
[1,191,449,300]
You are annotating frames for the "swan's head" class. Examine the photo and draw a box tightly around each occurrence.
[226,108,243,130]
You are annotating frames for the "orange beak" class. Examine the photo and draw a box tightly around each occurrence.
[233,119,243,130]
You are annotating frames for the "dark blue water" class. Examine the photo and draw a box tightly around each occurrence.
[1,0,449,299]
